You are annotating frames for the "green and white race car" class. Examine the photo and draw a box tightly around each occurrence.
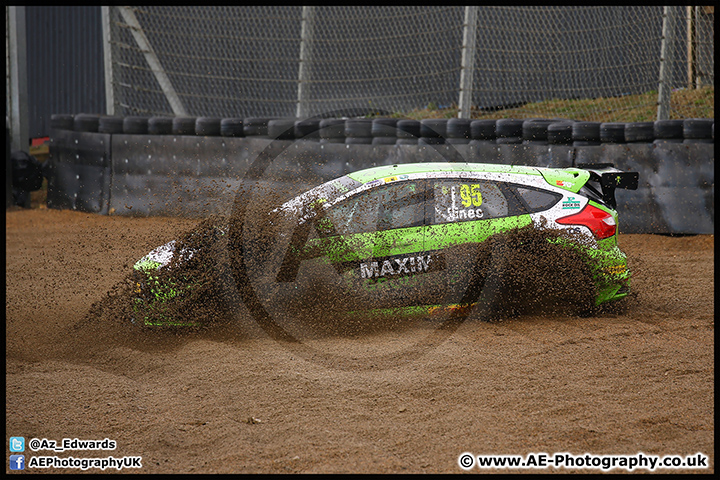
[131,162,638,326]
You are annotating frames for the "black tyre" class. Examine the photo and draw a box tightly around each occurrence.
[624,122,654,143]
[653,119,683,141]
[446,138,471,145]
[195,117,222,136]
[220,118,244,137]
[371,136,397,145]
[418,137,445,146]
[73,113,100,133]
[396,119,420,139]
[319,118,346,142]
[345,136,373,144]
[243,117,273,137]
[522,119,553,143]
[547,122,574,145]
[470,120,497,141]
[148,116,173,135]
[420,119,447,139]
[600,122,626,143]
[267,118,296,140]
[123,116,149,134]
[572,121,601,145]
[495,119,523,139]
[446,118,472,140]
[344,118,373,138]
[172,117,197,136]
[468,139,495,146]
[294,118,320,140]
[683,118,713,141]
[371,118,398,138]
[98,116,124,134]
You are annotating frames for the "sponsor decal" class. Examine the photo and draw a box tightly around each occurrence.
[562,196,581,209]
[603,264,627,276]
[460,184,483,207]
[359,251,445,282]
[556,180,574,188]
[332,180,349,193]
[383,174,409,184]
[444,207,484,221]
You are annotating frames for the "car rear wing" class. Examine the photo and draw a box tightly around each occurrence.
[575,162,639,209]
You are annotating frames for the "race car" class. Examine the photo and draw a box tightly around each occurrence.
[131,161,638,327]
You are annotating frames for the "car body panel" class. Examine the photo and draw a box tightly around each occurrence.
[132,162,637,326]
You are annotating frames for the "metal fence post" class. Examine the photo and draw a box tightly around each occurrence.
[296,6,316,119]
[7,6,29,154]
[458,6,479,119]
[657,5,678,121]
[101,7,115,116]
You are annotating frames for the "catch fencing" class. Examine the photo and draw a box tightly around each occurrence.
[104,6,714,121]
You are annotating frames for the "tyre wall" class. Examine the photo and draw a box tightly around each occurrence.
[47,115,714,234]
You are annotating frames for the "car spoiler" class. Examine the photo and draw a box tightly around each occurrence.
[575,162,639,209]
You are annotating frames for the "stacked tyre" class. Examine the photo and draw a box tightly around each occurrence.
[47,113,714,145]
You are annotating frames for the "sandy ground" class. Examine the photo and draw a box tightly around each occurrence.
[5,207,714,473]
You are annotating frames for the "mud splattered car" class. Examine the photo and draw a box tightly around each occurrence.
[131,162,638,326]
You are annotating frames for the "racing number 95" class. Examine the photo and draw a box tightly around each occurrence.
[460,184,482,208]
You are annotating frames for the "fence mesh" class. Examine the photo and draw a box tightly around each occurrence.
[107,6,714,121]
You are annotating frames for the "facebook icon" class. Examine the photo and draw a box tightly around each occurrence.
[9,455,25,470]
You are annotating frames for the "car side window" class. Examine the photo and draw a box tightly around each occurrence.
[430,180,509,225]
[321,181,426,235]
[376,182,426,231]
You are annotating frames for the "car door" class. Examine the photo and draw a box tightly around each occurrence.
[422,176,533,306]
[278,178,441,311]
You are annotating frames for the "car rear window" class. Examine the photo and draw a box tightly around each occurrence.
[513,186,562,212]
